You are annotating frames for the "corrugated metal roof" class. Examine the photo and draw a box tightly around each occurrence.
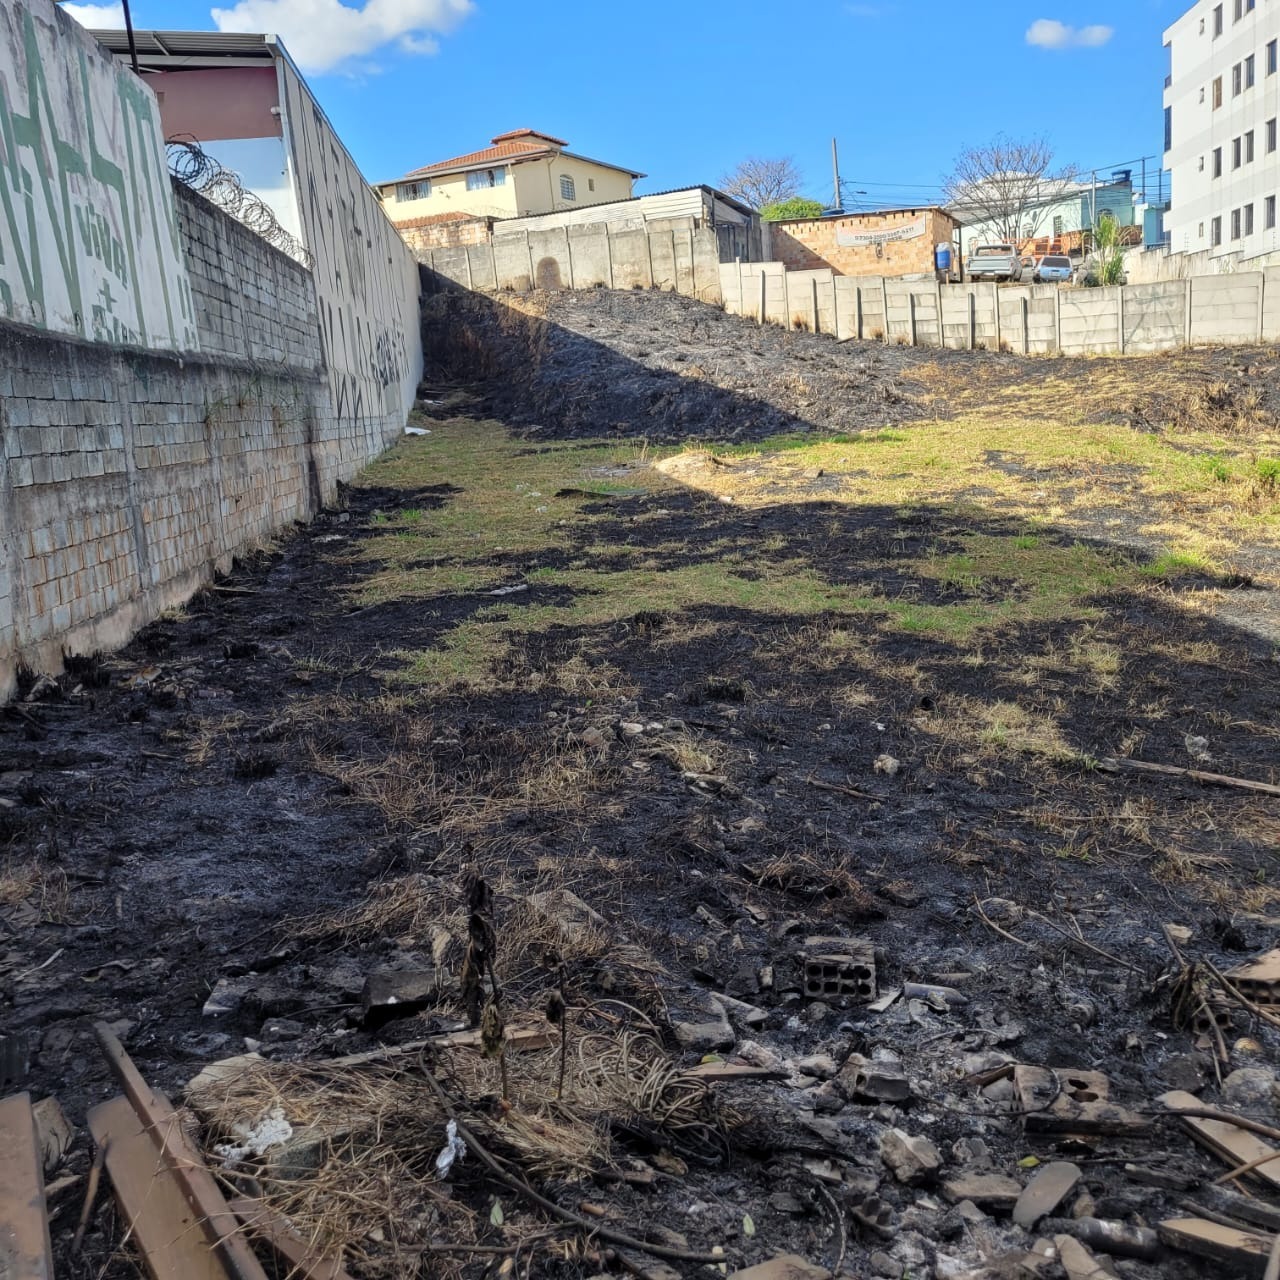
[89,29,275,58]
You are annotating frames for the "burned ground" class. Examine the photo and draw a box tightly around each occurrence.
[5,289,1280,1280]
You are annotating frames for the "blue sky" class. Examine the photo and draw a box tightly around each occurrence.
[67,0,1187,203]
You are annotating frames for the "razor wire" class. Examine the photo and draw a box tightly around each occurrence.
[167,137,313,269]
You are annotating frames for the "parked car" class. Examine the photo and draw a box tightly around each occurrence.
[966,243,1022,283]
[1033,254,1074,284]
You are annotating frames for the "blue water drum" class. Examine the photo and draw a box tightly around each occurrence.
[935,242,953,271]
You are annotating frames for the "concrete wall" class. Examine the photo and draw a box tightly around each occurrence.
[0,0,196,349]
[398,214,494,253]
[717,260,1280,355]
[277,55,422,462]
[422,221,726,303]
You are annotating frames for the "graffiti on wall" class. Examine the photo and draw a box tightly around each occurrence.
[279,57,419,436]
[0,0,197,349]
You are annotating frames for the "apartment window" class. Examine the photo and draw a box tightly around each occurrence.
[1165,105,1173,152]
[1199,221,1206,238]
[1233,136,1242,168]
[1234,0,1242,20]
[1267,195,1276,230]
[1214,3,1223,36]
[1245,203,1255,235]
[1212,215,1223,245]
[1214,145,1223,177]
[465,167,506,190]
[1213,75,1223,108]
[1269,39,1278,74]
[395,180,430,201]
[1246,54,1256,88]
[1232,207,1242,239]
[559,174,576,200]
[1233,61,1243,95]
[1247,0,1255,11]
[1201,85,1207,103]
[1247,129,1256,162]
[1269,118,1277,152]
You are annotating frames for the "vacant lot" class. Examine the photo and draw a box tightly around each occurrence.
[6,290,1280,1279]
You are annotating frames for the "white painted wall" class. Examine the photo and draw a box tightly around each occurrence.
[0,0,197,349]
[1164,0,1280,259]
[275,49,422,448]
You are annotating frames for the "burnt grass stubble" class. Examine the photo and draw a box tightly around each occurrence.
[4,286,1280,1278]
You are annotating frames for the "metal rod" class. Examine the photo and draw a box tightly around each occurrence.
[121,0,140,74]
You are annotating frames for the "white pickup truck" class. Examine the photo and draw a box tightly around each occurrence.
[966,244,1023,283]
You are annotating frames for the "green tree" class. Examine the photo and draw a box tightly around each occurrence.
[760,196,826,222]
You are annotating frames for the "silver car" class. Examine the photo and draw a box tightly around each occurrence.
[1033,254,1074,284]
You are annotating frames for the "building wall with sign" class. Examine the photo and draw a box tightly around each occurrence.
[769,208,960,279]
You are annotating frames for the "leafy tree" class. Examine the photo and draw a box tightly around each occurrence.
[942,136,1078,243]
[760,196,826,222]
[719,156,804,211]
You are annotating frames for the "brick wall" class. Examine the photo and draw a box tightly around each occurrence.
[0,184,399,699]
[397,214,494,253]
[769,209,959,279]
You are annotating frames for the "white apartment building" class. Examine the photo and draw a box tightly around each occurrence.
[1163,0,1280,258]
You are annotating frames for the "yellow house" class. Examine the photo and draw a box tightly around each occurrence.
[373,130,644,225]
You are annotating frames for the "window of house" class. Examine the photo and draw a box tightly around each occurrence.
[1200,85,1206,102]
[1267,195,1276,229]
[588,178,595,192]
[1246,54,1256,87]
[1214,75,1223,107]
[1269,117,1277,151]
[1233,62,1243,95]
[395,180,430,201]
[1214,4,1224,36]
[1232,207,1242,239]
[465,168,506,190]
[1247,128,1256,161]
[559,175,576,200]
[1200,221,1206,238]
[1233,136,1242,168]
[1052,215,1064,235]
[1245,202,1255,235]
[1212,215,1223,245]
[1214,145,1223,176]
[1200,154,1206,171]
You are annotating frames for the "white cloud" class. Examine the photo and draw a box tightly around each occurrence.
[1026,18,1113,50]
[60,2,127,25]
[210,0,472,73]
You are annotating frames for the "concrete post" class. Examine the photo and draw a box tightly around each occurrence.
[645,231,655,288]
[880,278,889,342]
[1054,287,1063,354]
[1117,286,1125,354]
[605,226,615,291]
[968,292,976,350]
[758,270,767,326]
[489,241,498,290]
[909,292,918,346]
[856,285,864,340]
[812,277,820,334]
[463,247,474,291]
[935,281,944,347]
[564,227,576,290]
[1185,277,1193,345]
[525,231,534,292]
[1258,274,1266,341]
[1021,296,1030,354]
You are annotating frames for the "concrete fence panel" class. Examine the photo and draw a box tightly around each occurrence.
[612,230,653,289]
[1123,282,1186,353]
[492,236,534,292]
[1189,272,1264,343]
[566,227,612,289]
[1263,268,1280,340]
[782,269,838,334]
[466,243,498,292]
[1059,288,1121,355]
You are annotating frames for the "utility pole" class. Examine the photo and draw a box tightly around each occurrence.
[832,137,841,212]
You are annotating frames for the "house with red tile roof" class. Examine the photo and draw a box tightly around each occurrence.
[374,130,645,226]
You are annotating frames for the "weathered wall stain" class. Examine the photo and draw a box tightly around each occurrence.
[0,1,196,349]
